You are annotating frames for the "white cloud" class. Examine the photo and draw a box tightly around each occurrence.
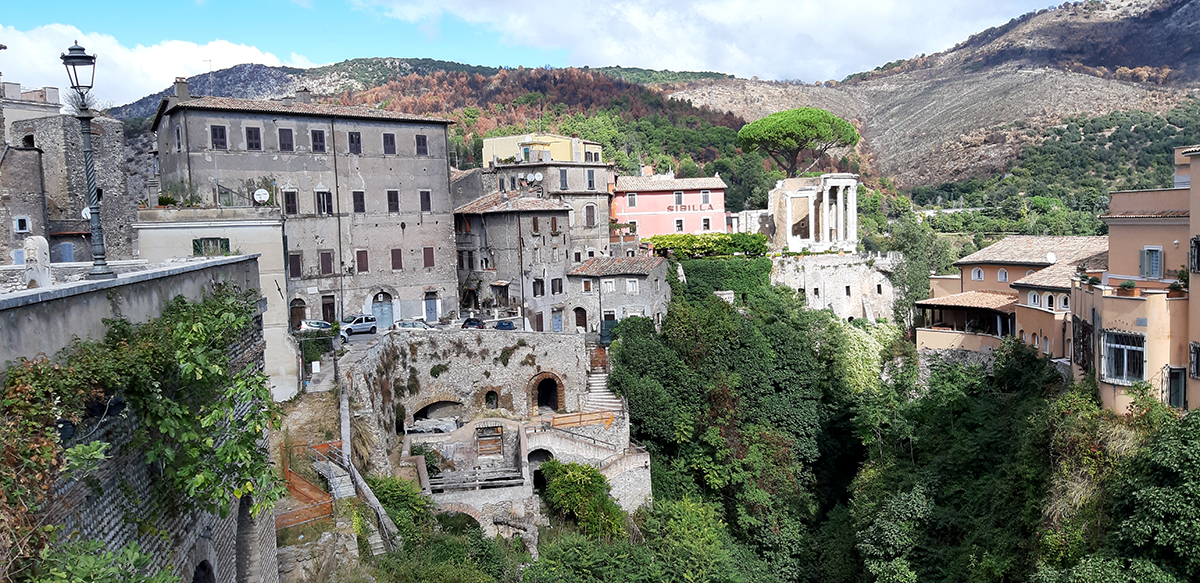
[0,23,318,106]
[354,0,1045,81]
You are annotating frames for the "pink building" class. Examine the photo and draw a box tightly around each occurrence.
[612,175,728,238]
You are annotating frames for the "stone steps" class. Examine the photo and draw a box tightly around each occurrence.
[584,371,624,413]
[314,460,356,499]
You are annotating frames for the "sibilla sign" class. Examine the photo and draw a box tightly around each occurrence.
[665,204,715,212]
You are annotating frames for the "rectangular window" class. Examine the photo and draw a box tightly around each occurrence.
[279,128,294,152]
[532,216,540,233]
[210,125,227,150]
[246,127,262,150]
[1103,332,1145,384]
[628,193,637,208]
[813,287,820,297]
[288,252,302,279]
[311,129,326,153]
[387,190,400,213]
[319,251,334,275]
[628,220,637,233]
[1141,247,1163,279]
[175,125,182,151]
[603,279,615,293]
[877,283,883,294]
[457,250,464,270]
[416,134,428,156]
[192,237,230,256]
[559,169,568,189]
[702,218,711,231]
[583,279,593,293]
[284,191,298,215]
[510,176,517,191]
[348,131,362,155]
[1169,368,1187,409]
[587,169,595,190]
[352,191,365,213]
[551,216,558,233]
[423,247,435,268]
[845,285,852,297]
[552,278,563,294]
[535,312,544,332]
[574,251,582,263]
[467,250,474,270]
[1191,342,1200,379]
[585,205,596,228]
[14,217,30,233]
[533,279,545,297]
[1191,237,1200,273]
[356,250,369,273]
[675,219,684,232]
[382,133,396,155]
[627,279,638,294]
[420,190,432,212]
[391,249,404,270]
[316,191,334,215]
[701,190,711,204]
[674,191,683,206]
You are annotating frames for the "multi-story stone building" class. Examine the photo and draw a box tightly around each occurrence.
[1,74,61,140]
[453,188,574,331]
[151,79,459,327]
[567,255,671,331]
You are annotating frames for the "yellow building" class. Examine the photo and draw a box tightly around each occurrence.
[482,133,604,166]
[1069,146,1198,412]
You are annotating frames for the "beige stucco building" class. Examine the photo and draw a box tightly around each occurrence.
[482,132,603,166]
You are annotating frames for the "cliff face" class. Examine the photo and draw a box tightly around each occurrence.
[671,0,1200,187]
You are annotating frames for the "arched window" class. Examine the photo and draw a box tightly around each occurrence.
[972,267,984,281]
[1061,294,1070,309]
[1029,291,1040,307]
[1043,336,1050,354]
[1046,294,1055,310]
[1033,335,1040,349]
[1021,331,1027,342]
[998,268,1008,282]
[1026,270,1035,276]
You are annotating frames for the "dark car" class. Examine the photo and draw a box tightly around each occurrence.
[461,318,485,329]
[493,320,516,330]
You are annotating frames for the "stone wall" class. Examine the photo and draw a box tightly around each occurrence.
[276,518,358,583]
[771,252,901,321]
[0,145,45,266]
[23,255,279,583]
[340,328,590,475]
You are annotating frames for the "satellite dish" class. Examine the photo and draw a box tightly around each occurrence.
[534,172,543,182]
[1046,251,1057,264]
[253,189,270,204]
[81,207,90,220]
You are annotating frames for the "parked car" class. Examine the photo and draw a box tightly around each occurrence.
[461,318,485,329]
[493,320,516,330]
[297,319,333,333]
[341,314,378,335]
[394,320,433,330]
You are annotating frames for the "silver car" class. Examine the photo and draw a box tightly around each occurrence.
[340,314,378,335]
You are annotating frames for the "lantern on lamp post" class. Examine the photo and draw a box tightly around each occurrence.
[61,41,114,279]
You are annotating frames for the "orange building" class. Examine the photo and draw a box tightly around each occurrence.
[1069,146,1199,412]
[916,236,1107,359]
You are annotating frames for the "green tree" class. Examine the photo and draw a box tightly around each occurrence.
[737,108,859,177]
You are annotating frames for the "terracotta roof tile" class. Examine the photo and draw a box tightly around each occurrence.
[1010,250,1109,290]
[1100,210,1190,219]
[568,256,664,277]
[614,176,728,192]
[154,95,452,131]
[955,236,1107,267]
[915,290,1018,314]
[454,192,572,214]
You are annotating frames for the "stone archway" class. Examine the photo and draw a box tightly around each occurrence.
[527,371,565,415]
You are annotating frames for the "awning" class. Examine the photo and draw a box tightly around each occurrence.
[491,280,511,287]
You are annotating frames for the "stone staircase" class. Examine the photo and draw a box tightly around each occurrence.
[313,460,356,499]
[584,371,623,413]
[365,522,386,556]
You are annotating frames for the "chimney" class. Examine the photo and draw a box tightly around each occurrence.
[173,77,190,100]
[281,96,295,106]
[295,87,311,104]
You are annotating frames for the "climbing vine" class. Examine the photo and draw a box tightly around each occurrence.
[0,285,285,579]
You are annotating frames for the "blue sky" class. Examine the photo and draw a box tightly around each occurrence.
[2,0,1052,106]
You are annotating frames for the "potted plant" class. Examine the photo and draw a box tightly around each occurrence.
[1116,279,1137,297]
[156,195,177,208]
[1168,282,1187,298]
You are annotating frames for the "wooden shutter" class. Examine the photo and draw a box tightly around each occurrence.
[423,247,435,268]
[1139,250,1147,278]
[391,249,403,270]
[289,253,302,278]
[356,250,369,273]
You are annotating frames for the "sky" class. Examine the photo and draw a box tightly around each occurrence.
[1,0,1053,107]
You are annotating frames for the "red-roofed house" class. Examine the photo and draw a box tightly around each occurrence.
[611,174,728,239]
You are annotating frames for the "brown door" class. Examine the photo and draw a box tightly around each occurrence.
[535,313,544,332]
[290,299,307,330]
[321,295,336,322]
[574,307,587,328]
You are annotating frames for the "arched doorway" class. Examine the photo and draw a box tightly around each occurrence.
[528,449,554,491]
[413,400,463,421]
[574,307,587,330]
[485,391,499,409]
[537,378,559,412]
[290,298,307,330]
[372,291,394,329]
[191,561,216,583]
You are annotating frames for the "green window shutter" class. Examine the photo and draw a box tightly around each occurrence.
[193,239,203,256]
[1139,250,1147,278]
[220,238,231,254]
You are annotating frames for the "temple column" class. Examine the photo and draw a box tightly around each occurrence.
[847,184,857,245]
[834,186,842,245]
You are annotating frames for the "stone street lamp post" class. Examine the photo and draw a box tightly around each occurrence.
[61,41,115,280]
